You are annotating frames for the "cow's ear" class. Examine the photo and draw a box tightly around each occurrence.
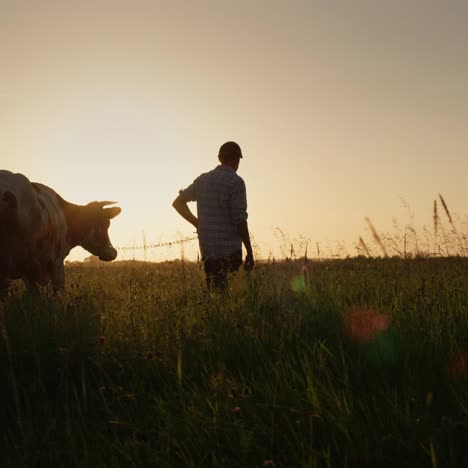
[103,206,121,219]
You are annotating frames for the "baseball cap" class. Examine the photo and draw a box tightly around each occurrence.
[219,141,243,159]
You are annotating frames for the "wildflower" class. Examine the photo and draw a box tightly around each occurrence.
[232,406,241,415]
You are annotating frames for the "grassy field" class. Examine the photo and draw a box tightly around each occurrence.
[1,257,468,467]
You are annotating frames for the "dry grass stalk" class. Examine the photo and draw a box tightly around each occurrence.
[433,200,438,238]
[302,264,310,287]
[389,237,403,257]
[365,218,388,257]
[439,194,454,226]
[406,225,420,256]
[359,237,371,257]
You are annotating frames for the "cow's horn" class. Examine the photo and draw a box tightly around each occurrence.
[97,201,118,208]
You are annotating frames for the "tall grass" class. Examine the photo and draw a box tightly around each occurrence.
[1,257,467,467]
[357,195,467,259]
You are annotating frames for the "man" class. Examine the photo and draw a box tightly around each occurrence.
[172,141,254,289]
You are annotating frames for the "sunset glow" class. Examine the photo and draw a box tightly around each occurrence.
[2,0,467,261]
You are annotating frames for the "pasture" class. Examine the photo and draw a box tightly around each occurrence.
[1,257,467,467]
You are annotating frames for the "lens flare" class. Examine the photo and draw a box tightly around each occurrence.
[447,350,468,378]
[290,266,310,292]
[344,306,399,365]
[290,275,306,292]
[344,306,390,343]
[364,328,400,366]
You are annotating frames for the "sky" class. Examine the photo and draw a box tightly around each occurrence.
[1,0,467,261]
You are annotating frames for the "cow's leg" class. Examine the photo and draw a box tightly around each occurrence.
[0,278,10,299]
[49,261,65,292]
[23,260,47,293]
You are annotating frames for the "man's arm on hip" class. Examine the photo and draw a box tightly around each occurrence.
[172,195,198,230]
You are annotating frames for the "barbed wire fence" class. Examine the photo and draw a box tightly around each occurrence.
[113,234,199,262]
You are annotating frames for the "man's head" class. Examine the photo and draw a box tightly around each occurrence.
[218,141,243,171]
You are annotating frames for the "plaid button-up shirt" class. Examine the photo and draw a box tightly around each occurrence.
[179,165,248,258]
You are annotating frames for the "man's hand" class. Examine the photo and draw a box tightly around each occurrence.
[237,220,254,271]
[244,252,255,271]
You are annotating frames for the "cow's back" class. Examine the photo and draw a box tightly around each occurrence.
[0,170,41,233]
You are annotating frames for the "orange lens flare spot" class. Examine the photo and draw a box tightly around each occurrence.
[344,306,391,343]
[447,351,468,378]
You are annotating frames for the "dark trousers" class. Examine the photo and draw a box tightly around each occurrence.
[202,250,242,290]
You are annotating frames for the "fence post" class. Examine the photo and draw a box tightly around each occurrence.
[143,231,147,263]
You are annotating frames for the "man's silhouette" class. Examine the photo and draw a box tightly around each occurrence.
[172,141,254,289]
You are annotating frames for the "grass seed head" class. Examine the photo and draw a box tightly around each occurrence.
[439,194,453,225]
[433,200,438,238]
[365,218,388,257]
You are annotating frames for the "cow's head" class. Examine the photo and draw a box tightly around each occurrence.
[79,201,121,261]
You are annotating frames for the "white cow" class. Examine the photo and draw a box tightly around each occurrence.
[0,170,121,292]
